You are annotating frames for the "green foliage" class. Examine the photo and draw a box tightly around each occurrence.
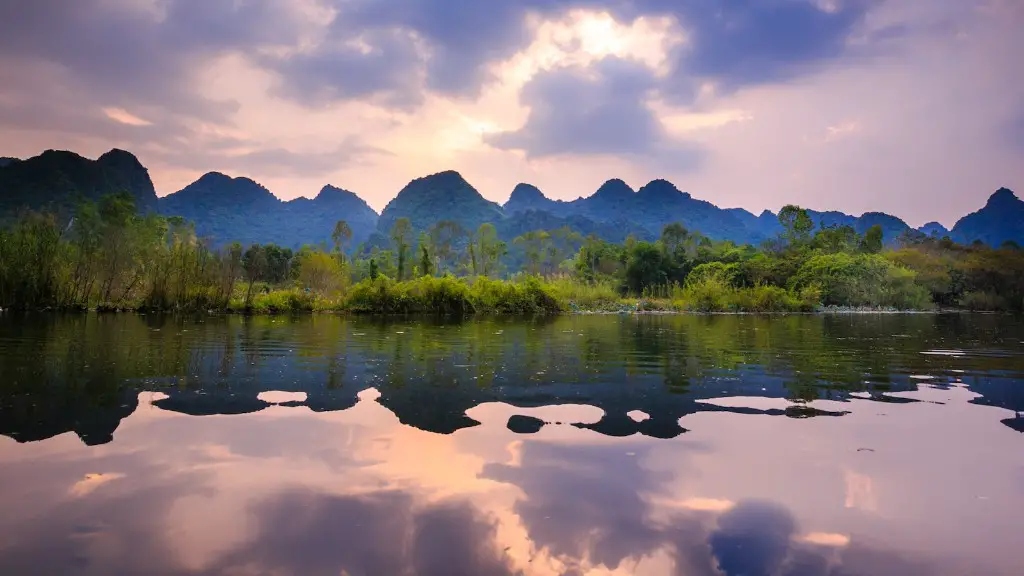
[624,242,667,293]
[861,224,884,254]
[3,195,1024,314]
[470,276,563,315]
[779,205,814,247]
[686,262,740,287]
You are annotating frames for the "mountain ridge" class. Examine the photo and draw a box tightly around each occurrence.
[1,147,1019,249]
[0,148,158,219]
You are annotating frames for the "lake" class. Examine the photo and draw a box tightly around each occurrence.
[0,313,1022,575]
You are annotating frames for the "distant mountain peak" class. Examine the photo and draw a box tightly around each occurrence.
[987,187,1020,206]
[593,179,634,199]
[638,179,691,199]
[97,148,144,169]
[509,183,545,201]
[194,171,232,185]
[919,222,949,237]
[316,184,355,199]
[414,169,468,186]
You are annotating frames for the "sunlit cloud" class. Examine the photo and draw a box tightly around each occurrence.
[800,532,852,547]
[102,107,152,126]
[68,472,126,497]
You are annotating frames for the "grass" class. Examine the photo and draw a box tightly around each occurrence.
[667,278,819,313]
[55,274,955,316]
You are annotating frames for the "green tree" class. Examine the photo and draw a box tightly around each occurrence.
[778,205,814,248]
[514,230,549,276]
[861,224,884,254]
[475,223,506,277]
[429,220,465,274]
[625,242,667,294]
[417,232,433,277]
[332,220,353,261]
[242,244,268,308]
[391,217,413,280]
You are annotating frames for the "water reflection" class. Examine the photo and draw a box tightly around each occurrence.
[3,314,1024,445]
[0,314,1022,574]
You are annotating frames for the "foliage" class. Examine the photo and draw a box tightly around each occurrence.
[3,195,1024,314]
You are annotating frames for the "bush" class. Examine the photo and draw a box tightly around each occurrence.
[676,276,730,312]
[230,288,315,314]
[544,276,619,310]
[686,262,740,287]
[471,276,562,315]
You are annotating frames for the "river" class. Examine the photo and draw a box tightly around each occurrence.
[0,313,1022,575]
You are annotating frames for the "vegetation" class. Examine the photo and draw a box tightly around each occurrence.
[1,194,1022,315]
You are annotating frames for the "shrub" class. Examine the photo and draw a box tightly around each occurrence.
[471,276,562,315]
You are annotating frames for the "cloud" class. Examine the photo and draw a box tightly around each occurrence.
[486,57,705,168]
[206,489,517,576]
[254,0,887,108]
[259,28,427,110]
[156,138,392,180]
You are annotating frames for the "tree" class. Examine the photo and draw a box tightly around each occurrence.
[97,192,138,302]
[224,242,244,301]
[242,244,268,308]
[297,250,346,295]
[390,217,413,280]
[514,230,549,276]
[778,205,814,248]
[332,220,353,261]
[861,224,884,254]
[369,258,379,280]
[625,242,667,293]
[475,223,505,277]
[417,232,433,277]
[429,220,465,274]
[813,224,858,254]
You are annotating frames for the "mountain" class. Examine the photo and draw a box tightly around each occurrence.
[0,157,17,168]
[504,179,758,243]
[158,173,378,249]
[502,180,919,245]
[495,210,653,244]
[951,188,1024,247]
[377,170,503,234]
[505,183,575,216]
[0,148,158,220]
[919,222,949,238]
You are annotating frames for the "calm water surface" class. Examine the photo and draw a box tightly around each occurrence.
[1,313,1023,575]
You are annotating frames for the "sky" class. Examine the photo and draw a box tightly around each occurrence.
[0,0,1022,227]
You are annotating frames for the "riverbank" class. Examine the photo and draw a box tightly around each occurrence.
[0,275,1000,316]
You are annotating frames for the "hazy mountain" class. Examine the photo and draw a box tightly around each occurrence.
[502,179,920,245]
[0,148,158,220]
[495,210,653,244]
[951,188,1024,247]
[377,170,503,234]
[919,222,950,238]
[1,146,1015,250]
[505,179,759,243]
[504,183,575,216]
[159,173,378,249]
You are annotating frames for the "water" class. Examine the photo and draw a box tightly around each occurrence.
[0,313,1022,575]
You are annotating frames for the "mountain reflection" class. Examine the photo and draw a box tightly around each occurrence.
[3,313,1023,445]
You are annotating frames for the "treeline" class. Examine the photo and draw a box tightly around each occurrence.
[1,195,1022,313]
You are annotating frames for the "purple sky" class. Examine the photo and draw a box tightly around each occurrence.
[1,0,1021,226]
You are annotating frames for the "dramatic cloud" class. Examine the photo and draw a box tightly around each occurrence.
[0,0,1021,222]
[486,57,704,169]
